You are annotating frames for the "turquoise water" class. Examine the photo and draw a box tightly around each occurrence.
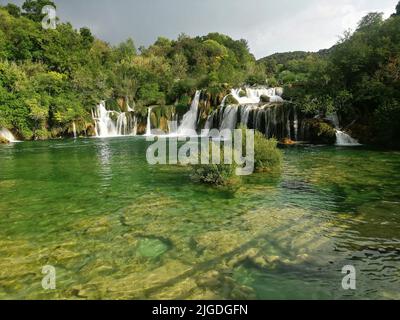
[0,137,399,299]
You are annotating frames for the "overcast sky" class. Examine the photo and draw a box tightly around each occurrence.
[1,0,398,58]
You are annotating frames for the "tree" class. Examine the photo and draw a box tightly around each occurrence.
[22,0,56,22]
[395,1,400,16]
[357,12,383,30]
[80,27,94,47]
[4,3,21,17]
[114,38,137,62]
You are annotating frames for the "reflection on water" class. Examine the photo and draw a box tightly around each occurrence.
[0,139,399,300]
[96,141,113,189]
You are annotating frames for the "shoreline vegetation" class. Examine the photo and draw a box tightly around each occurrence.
[0,1,399,149]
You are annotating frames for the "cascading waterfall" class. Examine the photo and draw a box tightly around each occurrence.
[93,102,118,137]
[145,107,153,136]
[326,113,360,146]
[230,87,284,105]
[240,105,257,127]
[0,128,18,143]
[168,114,179,135]
[293,108,299,141]
[116,113,128,136]
[92,101,137,138]
[220,106,239,131]
[204,87,305,141]
[335,130,360,146]
[177,90,201,136]
[72,122,77,139]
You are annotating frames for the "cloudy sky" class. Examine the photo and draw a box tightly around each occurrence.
[2,0,398,58]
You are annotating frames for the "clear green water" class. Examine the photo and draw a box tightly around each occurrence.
[0,137,399,300]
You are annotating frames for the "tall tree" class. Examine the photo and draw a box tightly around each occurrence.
[357,12,383,30]
[4,3,21,17]
[22,0,56,22]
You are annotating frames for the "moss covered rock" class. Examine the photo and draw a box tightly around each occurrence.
[305,119,336,145]
[224,95,239,105]
[238,89,247,98]
[0,137,10,144]
[260,95,270,103]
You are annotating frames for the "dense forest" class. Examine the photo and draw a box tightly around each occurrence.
[259,6,400,147]
[0,0,399,147]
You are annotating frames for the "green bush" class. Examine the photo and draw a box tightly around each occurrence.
[239,126,283,172]
[252,131,283,172]
[191,142,241,191]
[374,99,400,148]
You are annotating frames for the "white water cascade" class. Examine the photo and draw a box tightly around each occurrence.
[177,90,201,136]
[335,130,361,146]
[220,106,239,131]
[326,113,361,146]
[92,101,137,138]
[145,107,153,136]
[0,128,18,143]
[240,105,258,126]
[72,122,77,139]
[230,87,284,105]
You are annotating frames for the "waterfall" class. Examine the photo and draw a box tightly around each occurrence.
[230,87,284,105]
[145,107,153,136]
[117,113,128,136]
[326,113,360,146]
[240,105,257,127]
[92,101,137,138]
[177,90,201,136]
[293,108,299,141]
[93,102,118,137]
[0,128,18,143]
[72,122,77,139]
[205,87,301,141]
[335,130,360,146]
[220,106,238,131]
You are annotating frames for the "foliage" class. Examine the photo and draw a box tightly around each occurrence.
[374,99,400,147]
[191,142,241,190]
[252,130,283,172]
[260,3,400,147]
[1,0,400,148]
[22,0,56,22]
[304,119,337,145]
[0,1,261,140]
[239,126,283,172]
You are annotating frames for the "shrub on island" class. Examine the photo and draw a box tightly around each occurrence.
[190,143,241,192]
[240,126,283,172]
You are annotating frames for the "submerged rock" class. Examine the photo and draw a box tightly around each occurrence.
[135,237,171,259]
